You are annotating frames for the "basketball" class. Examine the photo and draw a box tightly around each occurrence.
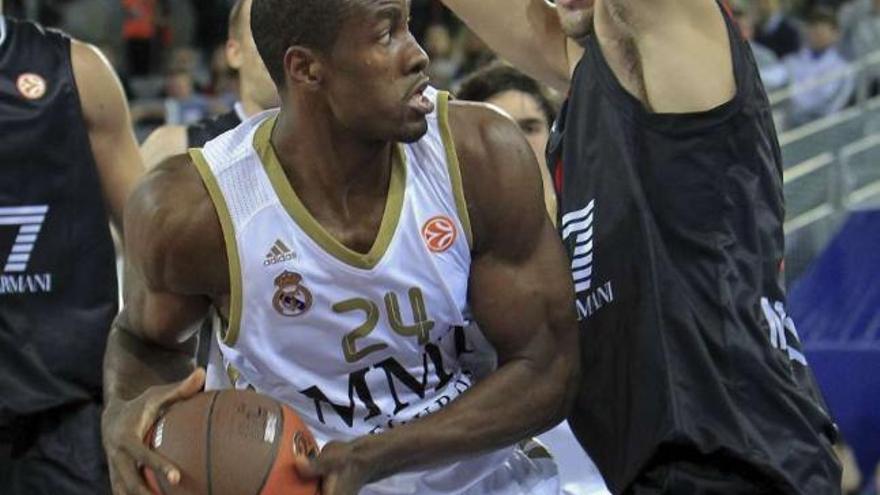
[142,390,320,495]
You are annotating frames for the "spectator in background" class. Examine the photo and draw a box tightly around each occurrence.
[839,0,880,57]
[167,46,210,89]
[784,8,855,127]
[453,28,495,83]
[122,0,159,75]
[424,23,457,89]
[141,0,278,168]
[841,0,880,95]
[755,0,802,58]
[163,66,211,125]
[733,3,789,91]
[456,63,558,220]
[207,43,238,107]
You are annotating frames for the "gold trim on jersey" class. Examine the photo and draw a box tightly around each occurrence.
[189,148,244,347]
[436,91,473,249]
[253,116,406,271]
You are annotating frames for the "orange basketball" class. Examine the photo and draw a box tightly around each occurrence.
[143,390,319,495]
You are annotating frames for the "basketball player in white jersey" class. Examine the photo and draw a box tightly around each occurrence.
[100,1,579,494]
[139,0,277,169]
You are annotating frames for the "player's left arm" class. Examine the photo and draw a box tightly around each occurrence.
[296,102,580,494]
[71,40,145,231]
[598,0,719,33]
[595,0,736,113]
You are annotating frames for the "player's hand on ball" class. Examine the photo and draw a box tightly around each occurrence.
[295,440,375,495]
[101,368,206,495]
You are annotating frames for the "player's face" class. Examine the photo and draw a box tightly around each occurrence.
[321,0,431,143]
[556,0,594,40]
[486,90,550,170]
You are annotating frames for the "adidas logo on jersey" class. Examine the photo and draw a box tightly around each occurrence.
[264,239,295,266]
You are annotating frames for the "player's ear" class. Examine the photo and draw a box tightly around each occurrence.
[284,46,323,89]
[226,38,244,71]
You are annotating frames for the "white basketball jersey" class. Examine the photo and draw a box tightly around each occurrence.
[192,88,516,494]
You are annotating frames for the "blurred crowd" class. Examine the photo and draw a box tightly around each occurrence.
[734,0,880,129]
[0,0,503,138]
[4,0,880,134]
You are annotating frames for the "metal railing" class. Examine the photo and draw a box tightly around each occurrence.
[777,50,880,282]
[769,49,880,108]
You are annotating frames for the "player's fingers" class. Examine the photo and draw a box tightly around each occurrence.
[131,370,206,434]
[111,450,156,495]
[318,474,338,495]
[293,453,322,479]
[108,467,127,495]
[158,368,206,408]
[123,441,181,486]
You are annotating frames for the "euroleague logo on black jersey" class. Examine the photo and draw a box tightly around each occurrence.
[16,73,47,100]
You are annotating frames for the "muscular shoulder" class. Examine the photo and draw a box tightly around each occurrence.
[447,101,547,257]
[70,40,119,103]
[141,125,188,169]
[70,39,105,71]
[70,39,130,128]
[125,154,227,296]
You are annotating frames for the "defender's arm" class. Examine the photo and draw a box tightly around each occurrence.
[72,40,145,231]
[440,0,582,91]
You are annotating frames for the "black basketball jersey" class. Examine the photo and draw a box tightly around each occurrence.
[547,6,840,493]
[186,107,242,148]
[0,18,117,416]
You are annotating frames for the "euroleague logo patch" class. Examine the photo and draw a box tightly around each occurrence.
[422,215,457,253]
[17,73,47,100]
[272,271,312,317]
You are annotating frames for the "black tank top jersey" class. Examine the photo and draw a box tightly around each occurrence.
[547,7,840,493]
[0,18,117,416]
[186,108,242,147]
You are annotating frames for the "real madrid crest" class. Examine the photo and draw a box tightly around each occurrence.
[272,271,312,317]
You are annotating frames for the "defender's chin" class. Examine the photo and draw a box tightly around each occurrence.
[397,119,429,144]
[557,3,594,40]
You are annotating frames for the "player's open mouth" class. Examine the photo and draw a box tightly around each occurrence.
[407,78,434,115]
[557,0,592,10]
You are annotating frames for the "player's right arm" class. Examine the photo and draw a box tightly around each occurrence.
[140,125,189,169]
[102,155,226,495]
[439,0,581,91]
